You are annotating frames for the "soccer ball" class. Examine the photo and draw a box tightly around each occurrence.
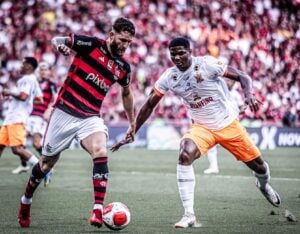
[103,202,131,230]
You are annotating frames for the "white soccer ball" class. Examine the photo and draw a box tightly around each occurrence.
[103,202,131,230]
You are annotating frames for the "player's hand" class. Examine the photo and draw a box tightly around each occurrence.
[2,88,10,96]
[245,94,262,112]
[126,122,136,142]
[57,44,71,56]
[110,138,130,152]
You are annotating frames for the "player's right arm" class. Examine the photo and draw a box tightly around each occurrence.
[135,89,162,133]
[110,89,162,152]
[51,36,72,56]
[52,34,96,56]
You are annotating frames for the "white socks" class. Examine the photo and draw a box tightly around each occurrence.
[177,164,195,215]
[21,195,32,204]
[27,155,39,166]
[207,146,218,169]
[254,162,270,189]
[93,204,103,211]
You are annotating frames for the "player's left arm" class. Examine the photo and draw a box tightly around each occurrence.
[121,84,135,142]
[2,88,28,101]
[224,66,261,112]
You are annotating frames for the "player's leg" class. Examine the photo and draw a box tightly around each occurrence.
[32,133,43,154]
[175,138,202,228]
[9,124,39,173]
[217,120,281,207]
[18,108,76,228]
[244,157,281,207]
[31,132,53,186]
[81,131,108,228]
[0,126,9,158]
[175,124,215,228]
[204,145,219,174]
[18,155,59,228]
[78,116,109,228]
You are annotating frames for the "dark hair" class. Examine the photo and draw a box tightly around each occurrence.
[113,17,135,36]
[168,37,190,49]
[24,57,38,70]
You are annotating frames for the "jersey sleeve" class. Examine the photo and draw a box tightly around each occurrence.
[69,34,98,54]
[117,63,131,87]
[203,56,228,79]
[154,70,170,96]
[35,84,43,98]
[18,78,31,95]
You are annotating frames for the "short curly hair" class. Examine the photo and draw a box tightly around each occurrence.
[113,17,135,36]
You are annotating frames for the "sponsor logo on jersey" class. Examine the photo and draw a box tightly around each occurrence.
[116,59,124,67]
[190,97,213,108]
[193,94,202,101]
[184,82,196,92]
[86,73,109,92]
[76,40,92,46]
[99,56,105,62]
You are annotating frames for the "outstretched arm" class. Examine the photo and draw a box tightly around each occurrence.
[225,66,261,112]
[121,85,135,141]
[110,89,162,152]
[51,36,72,56]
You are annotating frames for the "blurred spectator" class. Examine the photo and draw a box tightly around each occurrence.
[0,0,299,126]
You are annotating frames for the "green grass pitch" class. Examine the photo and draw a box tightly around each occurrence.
[0,147,299,233]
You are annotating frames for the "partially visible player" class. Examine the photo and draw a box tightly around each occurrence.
[0,57,42,170]
[112,37,281,228]
[203,145,219,174]
[12,62,58,186]
[18,17,136,229]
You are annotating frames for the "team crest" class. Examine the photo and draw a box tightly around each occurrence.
[172,74,178,81]
[107,60,114,70]
[194,65,204,83]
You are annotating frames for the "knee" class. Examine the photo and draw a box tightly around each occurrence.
[92,146,107,158]
[32,139,41,149]
[179,149,193,165]
[40,156,58,172]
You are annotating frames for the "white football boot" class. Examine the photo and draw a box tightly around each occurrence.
[12,165,30,174]
[174,213,202,228]
[256,179,281,207]
[203,167,219,174]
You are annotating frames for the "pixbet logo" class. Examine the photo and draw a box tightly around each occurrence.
[86,73,109,92]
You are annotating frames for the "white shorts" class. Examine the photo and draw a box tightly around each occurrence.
[42,108,108,156]
[26,115,47,136]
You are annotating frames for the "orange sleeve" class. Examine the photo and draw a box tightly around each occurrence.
[153,86,164,97]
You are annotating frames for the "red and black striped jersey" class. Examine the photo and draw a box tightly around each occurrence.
[54,34,131,118]
[31,79,57,117]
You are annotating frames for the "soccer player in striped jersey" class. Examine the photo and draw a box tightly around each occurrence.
[111,37,281,228]
[0,57,42,172]
[18,17,136,229]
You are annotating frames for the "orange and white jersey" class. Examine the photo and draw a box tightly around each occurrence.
[154,56,239,130]
[3,74,42,125]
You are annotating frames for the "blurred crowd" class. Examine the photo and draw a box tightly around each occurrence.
[0,0,299,127]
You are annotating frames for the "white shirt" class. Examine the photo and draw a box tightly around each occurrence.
[154,56,239,130]
[3,74,42,125]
